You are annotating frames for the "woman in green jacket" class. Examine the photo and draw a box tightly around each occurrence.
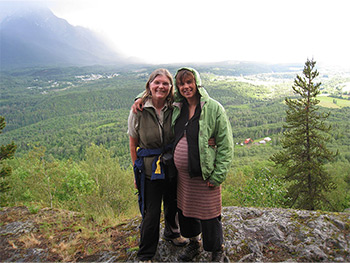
[172,67,233,262]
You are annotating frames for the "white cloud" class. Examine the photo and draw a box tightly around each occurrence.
[4,0,350,67]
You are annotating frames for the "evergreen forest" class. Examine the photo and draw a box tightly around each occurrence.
[1,63,350,220]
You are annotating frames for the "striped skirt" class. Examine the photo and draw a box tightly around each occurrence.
[174,135,221,220]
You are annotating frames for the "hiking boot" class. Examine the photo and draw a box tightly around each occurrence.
[211,249,230,262]
[163,236,189,247]
[178,240,201,262]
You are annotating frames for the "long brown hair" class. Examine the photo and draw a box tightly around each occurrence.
[141,68,174,105]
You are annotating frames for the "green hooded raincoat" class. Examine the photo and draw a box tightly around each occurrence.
[172,67,234,186]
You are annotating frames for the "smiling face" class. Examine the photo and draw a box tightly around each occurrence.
[176,71,198,101]
[149,74,172,102]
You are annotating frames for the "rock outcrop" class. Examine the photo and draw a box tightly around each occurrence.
[1,206,349,262]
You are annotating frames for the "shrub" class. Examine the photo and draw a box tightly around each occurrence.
[223,162,290,208]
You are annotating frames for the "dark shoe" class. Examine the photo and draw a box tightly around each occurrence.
[211,249,230,262]
[163,236,189,247]
[178,240,201,262]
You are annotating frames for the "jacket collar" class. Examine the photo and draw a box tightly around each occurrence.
[143,97,169,111]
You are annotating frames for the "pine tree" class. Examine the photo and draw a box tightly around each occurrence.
[0,116,17,205]
[271,59,337,211]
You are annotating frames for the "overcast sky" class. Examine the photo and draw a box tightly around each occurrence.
[3,0,350,68]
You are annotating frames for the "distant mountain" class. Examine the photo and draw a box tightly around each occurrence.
[0,3,128,69]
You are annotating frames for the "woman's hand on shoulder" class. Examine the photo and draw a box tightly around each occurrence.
[131,98,144,114]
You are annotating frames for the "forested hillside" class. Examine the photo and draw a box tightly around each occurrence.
[1,63,350,216]
[0,64,300,164]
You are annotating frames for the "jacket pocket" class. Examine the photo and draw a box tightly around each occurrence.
[205,145,216,173]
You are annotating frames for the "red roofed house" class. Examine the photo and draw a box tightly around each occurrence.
[244,138,253,144]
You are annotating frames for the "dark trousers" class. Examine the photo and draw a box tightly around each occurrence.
[137,177,180,261]
[178,209,223,252]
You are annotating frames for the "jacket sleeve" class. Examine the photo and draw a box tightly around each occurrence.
[135,91,145,100]
[210,105,234,186]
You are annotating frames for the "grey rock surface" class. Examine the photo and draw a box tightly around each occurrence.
[1,206,349,262]
[124,206,350,262]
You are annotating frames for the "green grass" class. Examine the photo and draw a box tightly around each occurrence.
[318,96,350,108]
[97,123,115,128]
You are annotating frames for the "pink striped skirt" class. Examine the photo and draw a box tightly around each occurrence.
[174,135,221,220]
